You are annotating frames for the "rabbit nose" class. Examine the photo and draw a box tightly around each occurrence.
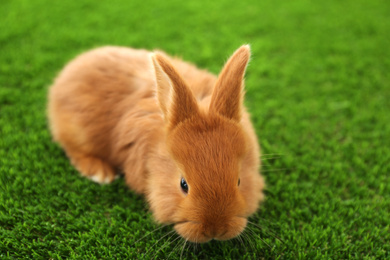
[204,226,227,239]
[204,230,217,239]
[202,217,247,241]
[205,230,216,238]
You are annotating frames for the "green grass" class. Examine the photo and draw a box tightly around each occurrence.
[1,0,389,259]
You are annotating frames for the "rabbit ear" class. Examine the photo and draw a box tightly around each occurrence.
[209,45,251,122]
[151,53,199,127]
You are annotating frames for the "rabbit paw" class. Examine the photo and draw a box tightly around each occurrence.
[70,155,117,184]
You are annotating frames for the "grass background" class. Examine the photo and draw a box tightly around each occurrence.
[1,0,389,259]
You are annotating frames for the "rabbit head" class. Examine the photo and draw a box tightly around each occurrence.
[148,46,263,243]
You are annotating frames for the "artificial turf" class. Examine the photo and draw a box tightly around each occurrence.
[1,0,389,259]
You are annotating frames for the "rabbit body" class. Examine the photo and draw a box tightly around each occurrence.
[48,46,264,242]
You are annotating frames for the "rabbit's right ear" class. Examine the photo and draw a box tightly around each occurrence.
[151,53,199,128]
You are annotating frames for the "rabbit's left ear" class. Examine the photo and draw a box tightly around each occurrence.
[151,53,199,128]
[209,45,251,122]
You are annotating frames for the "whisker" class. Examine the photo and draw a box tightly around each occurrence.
[192,232,202,254]
[246,226,260,244]
[180,239,188,260]
[247,220,284,241]
[260,156,281,160]
[150,231,178,259]
[260,153,283,157]
[235,233,246,254]
[245,223,272,249]
[134,224,170,244]
[260,164,281,168]
[194,240,198,253]
[242,229,256,253]
[257,234,272,249]
[247,220,285,244]
[249,215,278,226]
[188,241,196,259]
[261,168,293,173]
[144,229,176,257]
[166,234,184,259]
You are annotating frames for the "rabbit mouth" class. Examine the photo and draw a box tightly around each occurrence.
[174,217,247,243]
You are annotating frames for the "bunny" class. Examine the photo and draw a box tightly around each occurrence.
[48,45,265,243]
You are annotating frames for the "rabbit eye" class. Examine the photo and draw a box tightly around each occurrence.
[238,178,241,186]
[180,177,188,194]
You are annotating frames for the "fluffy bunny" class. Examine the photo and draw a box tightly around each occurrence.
[48,45,265,243]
